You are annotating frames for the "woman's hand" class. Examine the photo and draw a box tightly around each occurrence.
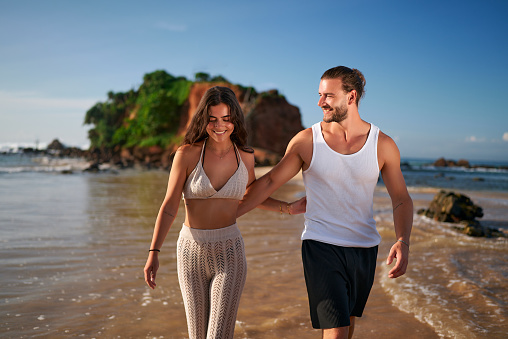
[144,253,160,289]
[289,196,307,215]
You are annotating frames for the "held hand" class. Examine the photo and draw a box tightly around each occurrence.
[386,240,409,278]
[144,254,160,289]
[289,196,307,215]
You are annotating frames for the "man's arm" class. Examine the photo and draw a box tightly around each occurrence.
[239,147,306,215]
[238,129,310,217]
[379,132,413,279]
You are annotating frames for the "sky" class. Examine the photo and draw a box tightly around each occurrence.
[1,0,507,162]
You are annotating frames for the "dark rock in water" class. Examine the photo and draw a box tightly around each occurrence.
[418,190,483,222]
[47,139,65,151]
[456,159,470,167]
[418,190,504,238]
[84,163,101,172]
[433,157,470,168]
[453,220,506,238]
[433,157,448,167]
[400,161,411,170]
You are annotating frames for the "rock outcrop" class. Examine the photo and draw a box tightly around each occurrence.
[433,157,470,168]
[44,139,87,157]
[155,85,303,168]
[417,190,504,237]
[81,83,304,169]
[245,90,304,157]
[418,190,483,222]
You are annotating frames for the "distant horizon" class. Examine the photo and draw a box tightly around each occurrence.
[1,140,507,165]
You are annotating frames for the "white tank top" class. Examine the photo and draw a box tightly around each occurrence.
[301,122,382,247]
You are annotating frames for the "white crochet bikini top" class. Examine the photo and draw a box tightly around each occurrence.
[182,139,248,200]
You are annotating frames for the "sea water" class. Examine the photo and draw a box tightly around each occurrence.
[0,154,507,338]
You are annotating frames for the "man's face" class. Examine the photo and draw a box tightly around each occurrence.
[318,78,349,123]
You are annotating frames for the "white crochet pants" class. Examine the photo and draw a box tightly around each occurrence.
[177,224,247,339]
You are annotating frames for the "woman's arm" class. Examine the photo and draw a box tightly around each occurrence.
[143,146,190,289]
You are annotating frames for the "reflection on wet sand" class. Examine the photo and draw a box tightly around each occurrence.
[2,169,506,338]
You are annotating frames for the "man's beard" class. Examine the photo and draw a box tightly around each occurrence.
[323,103,348,123]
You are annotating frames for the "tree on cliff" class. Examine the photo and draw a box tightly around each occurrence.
[84,90,137,148]
[112,71,192,148]
[84,70,192,149]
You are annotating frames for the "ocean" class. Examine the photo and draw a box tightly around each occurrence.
[1,153,507,338]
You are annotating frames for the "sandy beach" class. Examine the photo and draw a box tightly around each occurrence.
[1,163,507,338]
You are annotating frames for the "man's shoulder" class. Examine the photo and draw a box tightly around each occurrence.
[377,130,401,168]
[288,127,314,154]
[378,130,397,148]
[293,126,314,142]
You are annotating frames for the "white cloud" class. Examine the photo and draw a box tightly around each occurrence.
[503,132,508,142]
[465,136,489,143]
[155,22,187,32]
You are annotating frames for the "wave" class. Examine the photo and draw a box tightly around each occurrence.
[376,211,508,339]
[0,155,91,174]
[412,165,508,174]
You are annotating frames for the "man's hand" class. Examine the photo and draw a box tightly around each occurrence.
[386,240,409,278]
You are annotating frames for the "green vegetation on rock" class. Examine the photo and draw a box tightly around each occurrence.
[83,70,284,151]
[84,70,208,149]
[111,71,192,148]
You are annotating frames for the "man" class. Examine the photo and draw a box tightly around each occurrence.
[238,66,412,339]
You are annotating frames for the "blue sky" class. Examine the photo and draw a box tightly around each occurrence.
[1,0,507,162]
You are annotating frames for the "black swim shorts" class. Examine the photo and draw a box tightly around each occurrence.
[301,240,378,329]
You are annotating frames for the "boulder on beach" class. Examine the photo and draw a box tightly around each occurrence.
[433,157,470,168]
[418,190,483,222]
[417,190,504,237]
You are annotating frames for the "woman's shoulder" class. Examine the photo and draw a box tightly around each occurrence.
[175,141,204,165]
[238,146,255,168]
[178,141,204,154]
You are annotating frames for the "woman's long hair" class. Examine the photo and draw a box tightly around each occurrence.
[183,86,252,152]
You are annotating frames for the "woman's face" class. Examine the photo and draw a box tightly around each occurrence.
[206,103,234,144]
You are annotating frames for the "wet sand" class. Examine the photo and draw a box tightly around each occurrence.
[2,167,473,338]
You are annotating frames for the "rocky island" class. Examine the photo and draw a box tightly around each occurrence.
[80,70,304,170]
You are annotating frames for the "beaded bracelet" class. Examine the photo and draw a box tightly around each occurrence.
[397,239,409,248]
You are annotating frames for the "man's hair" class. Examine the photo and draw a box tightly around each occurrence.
[321,66,366,105]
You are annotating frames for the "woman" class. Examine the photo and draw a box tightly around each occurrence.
[143,86,304,339]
